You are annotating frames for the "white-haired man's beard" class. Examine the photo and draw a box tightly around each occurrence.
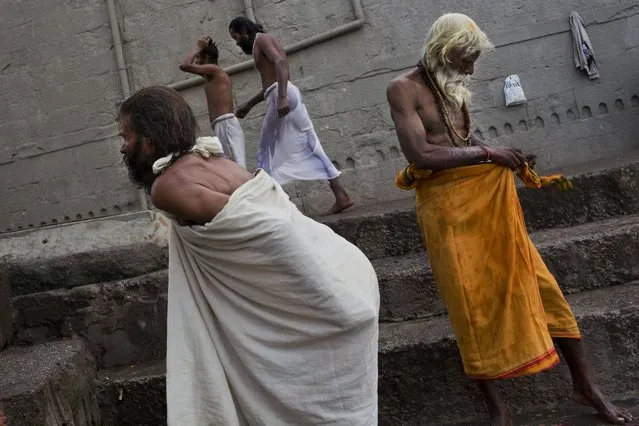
[432,66,471,110]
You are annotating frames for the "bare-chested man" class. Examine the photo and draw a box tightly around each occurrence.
[228,16,353,215]
[180,36,246,167]
[118,86,379,424]
[387,13,633,426]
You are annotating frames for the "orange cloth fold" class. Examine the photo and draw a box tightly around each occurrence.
[396,162,573,191]
[397,162,580,379]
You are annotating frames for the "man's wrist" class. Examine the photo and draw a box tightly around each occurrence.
[478,145,491,162]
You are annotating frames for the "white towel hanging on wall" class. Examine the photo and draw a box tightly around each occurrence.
[570,11,599,80]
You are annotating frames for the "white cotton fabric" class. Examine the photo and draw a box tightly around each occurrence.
[212,113,247,168]
[165,169,379,425]
[152,136,225,175]
[257,82,341,185]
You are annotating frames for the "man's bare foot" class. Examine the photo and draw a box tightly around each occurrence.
[490,414,512,426]
[573,387,634,424]
[323,197,354,215]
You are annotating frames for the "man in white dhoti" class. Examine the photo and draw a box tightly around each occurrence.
[118,86,380,425]
[180,36,247,167]
[229,17,355,215]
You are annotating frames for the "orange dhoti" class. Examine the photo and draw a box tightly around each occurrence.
[396,163,581,380]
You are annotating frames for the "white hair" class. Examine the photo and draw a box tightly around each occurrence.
[423,13,494,109]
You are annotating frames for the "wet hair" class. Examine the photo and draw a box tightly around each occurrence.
[119,86,199,155]
[118,86,199,192]
[229,16,264,36]
[200,42,219,64]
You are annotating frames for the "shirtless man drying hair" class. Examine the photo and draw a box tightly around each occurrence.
[180,36,246,167]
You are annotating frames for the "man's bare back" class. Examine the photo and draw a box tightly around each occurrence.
[151,154,253,226]
[180,37,234,122]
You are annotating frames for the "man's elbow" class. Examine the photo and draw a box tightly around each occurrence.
[411,153,439,170]
[275,58,289,70]
[179,64,188,72]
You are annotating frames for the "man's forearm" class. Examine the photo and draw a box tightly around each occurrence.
[275,59,289,99]
[470,132,488,147]
[180,48,199,69]
[415,145,488,170]
[246,90,265,108]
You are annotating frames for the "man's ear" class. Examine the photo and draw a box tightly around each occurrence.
[142,136,155,153]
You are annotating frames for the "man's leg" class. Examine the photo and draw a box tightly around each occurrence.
[530,243,634,424]
[476,380,512,426]
[324,177,354,215]
[554,338,633,424]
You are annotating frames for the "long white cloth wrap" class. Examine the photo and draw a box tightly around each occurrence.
[257,82,341,185]
[164,165,380,425]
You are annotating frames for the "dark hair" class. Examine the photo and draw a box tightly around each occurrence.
[229,16,264,35]
[119,86,199,156]
[200,42,219,64]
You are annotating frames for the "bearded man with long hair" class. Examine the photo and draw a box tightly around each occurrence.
[119,86,379,425]
[386,13,632,426]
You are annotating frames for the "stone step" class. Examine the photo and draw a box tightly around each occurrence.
[97,361,166,426]
[11,213,639,368]
[1,211,169,297]
[378,281,639,425]
[452,396,638,426]
[12,271,168,369]
[3,154,638,296]
[376,213,639,321]
[0,339,100,425]
[94,281,639,425]
[321,154,639,260]
[0,269,12,349]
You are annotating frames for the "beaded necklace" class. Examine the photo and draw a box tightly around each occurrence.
[417,61,472,147]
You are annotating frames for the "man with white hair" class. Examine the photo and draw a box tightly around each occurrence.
[387,13,632,426]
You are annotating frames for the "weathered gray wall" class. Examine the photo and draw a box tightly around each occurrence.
[1,0,638,229]
[0,0,139,233]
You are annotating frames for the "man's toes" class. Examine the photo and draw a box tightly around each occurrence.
[618,408,633,422]
[600,412,626,425]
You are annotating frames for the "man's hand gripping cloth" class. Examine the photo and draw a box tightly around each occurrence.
[395,163,580,380]
[164,163,379,424]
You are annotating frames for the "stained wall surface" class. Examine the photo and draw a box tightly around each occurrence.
[1,0,638,229]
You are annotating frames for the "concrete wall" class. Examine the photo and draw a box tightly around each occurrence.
[0,0,139,233]
[1,0,638,230]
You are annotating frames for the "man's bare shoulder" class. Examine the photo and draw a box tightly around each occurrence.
[387,71,422,109]
[256,32,279,45]
[150,163,189,208]
[203,68,231,85]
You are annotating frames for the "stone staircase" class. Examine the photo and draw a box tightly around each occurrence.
[1,152,638,425]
